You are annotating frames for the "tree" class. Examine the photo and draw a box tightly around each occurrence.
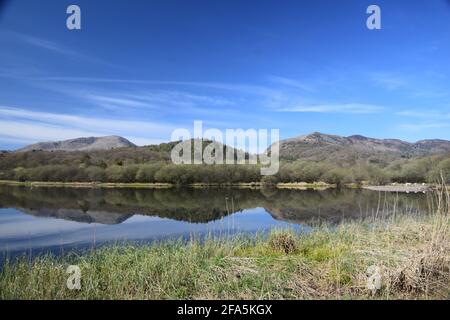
[323,168,345,188]
[261,175,278,186]
[136,164,161,183]
[85,166,106,182]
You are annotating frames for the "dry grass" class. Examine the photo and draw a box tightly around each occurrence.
[268,231,298,254]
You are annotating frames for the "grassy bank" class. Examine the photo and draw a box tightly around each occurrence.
[1,189,448,299]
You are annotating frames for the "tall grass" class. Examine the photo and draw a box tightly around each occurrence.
[0,187,448,300]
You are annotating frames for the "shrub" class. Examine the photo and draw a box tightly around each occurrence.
[136,164,161,183]
[85,166,106,182]
[427,159,450,183]
[14,167,27,182]
[261,175,278,186]
[105,165,139,183]
[367,166,390,185]
[323,168,346,187]
[268,231,298,254]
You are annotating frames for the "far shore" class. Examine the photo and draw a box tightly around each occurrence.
[0,180,437,192]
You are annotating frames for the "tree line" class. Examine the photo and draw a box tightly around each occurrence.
[0,155,448,185]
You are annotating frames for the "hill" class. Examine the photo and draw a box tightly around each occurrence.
[277,132,450,164]
[1,133,449,185]
[17,136,136,152]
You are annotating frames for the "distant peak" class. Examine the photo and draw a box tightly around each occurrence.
[277,132,450,163]
[348,134,368,140]
[16,135,136,152]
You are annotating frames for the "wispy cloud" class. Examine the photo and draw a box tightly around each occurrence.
[0,120,105,144]
[17,34,78,56]
[4,72,238,113]
[268,76,314,92]
[85,94,150,109]
[70,88,236,113]
[0,30,117,68]
[370,72,407,91]
[395,109,450,134]
[410,90,448,99]
[396,110,450,120]
[0,106,175,147]
[29,77,279,97]
[398,122,450,132]
[123,91,235,108]
[39,76,386,116]
[277,103,384,114]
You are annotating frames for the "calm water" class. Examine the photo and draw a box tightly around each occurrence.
[0,185,431,259]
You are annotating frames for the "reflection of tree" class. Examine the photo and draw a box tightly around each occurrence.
[0,186,430,226]
[0,186,258,224]
[262,189,431,225]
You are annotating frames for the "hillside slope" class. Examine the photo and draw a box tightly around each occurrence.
[277,132,450,164]
[17,136,136,152]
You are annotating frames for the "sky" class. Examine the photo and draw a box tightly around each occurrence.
[0,0,450,150]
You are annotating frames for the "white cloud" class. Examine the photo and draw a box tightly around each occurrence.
[123,90,235,108]
[6,75,239,113]
[0,120,104,144]
[77,90,238,114]
[86,94,149,108]
[0,106,176,147]
[370,72,407,90]
[0,30,117,68]
[31,77,279,96]
[268,76,314,92]
[396,110,450,133]
[277,103,384,114]
[396,110,450,119]
[398,122,450,131]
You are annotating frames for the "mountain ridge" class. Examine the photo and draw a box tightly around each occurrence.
[276,132,450,164]
[13,132,450,165]
[17,135,136,152]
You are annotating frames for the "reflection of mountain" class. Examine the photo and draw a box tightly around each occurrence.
[0,186,255,224]
[20,208,132,225]
[0,186,430,226]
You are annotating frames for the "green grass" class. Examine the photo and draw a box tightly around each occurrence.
[1,209,448,300]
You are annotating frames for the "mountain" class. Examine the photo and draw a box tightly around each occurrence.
[11,133,450,164]
[17,136,136,152]
[277,132,450,164]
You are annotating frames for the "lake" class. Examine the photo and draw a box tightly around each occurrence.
[0,185,431,260]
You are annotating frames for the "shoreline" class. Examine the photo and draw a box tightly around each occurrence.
[0,180,332,190]
[0,179,436,192]
[362,184,432,193]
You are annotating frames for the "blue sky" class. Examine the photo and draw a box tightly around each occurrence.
[0,0,450,150]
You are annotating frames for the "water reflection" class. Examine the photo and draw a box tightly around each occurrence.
[0,186,431,256]
[0,186,431,225]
